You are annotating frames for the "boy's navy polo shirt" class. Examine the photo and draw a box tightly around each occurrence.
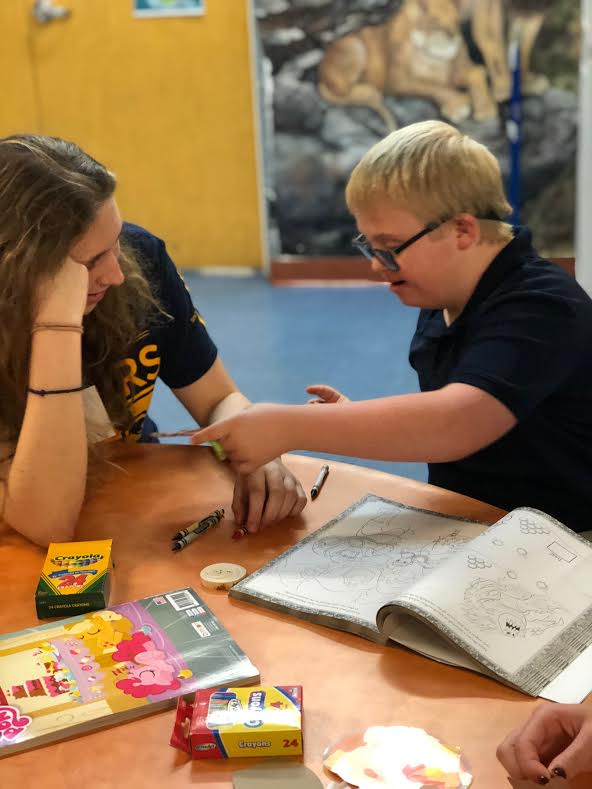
[409,227,592,532]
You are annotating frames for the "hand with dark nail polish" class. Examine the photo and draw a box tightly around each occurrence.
[497,703,592,782]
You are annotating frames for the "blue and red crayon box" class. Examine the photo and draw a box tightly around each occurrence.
[170,685,303,759]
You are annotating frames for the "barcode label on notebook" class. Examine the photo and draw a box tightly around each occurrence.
[165,590,199,611]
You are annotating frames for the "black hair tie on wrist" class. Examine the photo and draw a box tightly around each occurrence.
[28,385,88,396]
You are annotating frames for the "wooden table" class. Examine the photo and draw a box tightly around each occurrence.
[1,445,589,787]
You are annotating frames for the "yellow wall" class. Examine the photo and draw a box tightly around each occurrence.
[0,3,38,129]
[0,0,264,269]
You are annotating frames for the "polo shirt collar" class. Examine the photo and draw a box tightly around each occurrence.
[454,226,535,326]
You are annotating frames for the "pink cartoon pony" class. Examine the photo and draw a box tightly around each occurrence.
[112,632,181,699]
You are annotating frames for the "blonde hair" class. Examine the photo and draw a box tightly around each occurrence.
[346,120,513,243]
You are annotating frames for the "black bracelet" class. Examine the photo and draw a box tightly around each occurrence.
[28,385,88,396]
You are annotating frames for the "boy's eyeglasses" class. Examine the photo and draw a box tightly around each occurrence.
[353,211,502,271]
[352,221,443,272]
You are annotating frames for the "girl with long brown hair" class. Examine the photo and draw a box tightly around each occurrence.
[0,135,306,546]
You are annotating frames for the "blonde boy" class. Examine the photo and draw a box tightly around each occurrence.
[195,121,592,532]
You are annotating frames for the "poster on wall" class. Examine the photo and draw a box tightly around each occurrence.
[254,0,579,257]
[134,0,204,17]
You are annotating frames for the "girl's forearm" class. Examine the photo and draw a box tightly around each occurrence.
[207,391,251,423]
[3,331,87,545]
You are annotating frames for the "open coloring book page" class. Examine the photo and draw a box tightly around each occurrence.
[230,495,485,639]
[387,508,592,696]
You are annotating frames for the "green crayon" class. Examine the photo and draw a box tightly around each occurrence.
[210,440,227,462]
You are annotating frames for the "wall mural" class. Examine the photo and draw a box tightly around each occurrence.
[255,0,579,257]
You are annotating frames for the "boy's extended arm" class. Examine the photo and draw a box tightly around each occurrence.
[193,383,517,474]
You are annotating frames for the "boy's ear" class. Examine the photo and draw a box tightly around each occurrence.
[453,213,481,250]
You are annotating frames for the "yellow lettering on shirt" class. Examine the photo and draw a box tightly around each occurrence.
[139,344,160,381]
[119,342,162,441]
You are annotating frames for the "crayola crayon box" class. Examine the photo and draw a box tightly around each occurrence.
[35,539,113,619]
[170,685,303,759]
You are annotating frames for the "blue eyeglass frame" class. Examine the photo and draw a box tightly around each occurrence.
[352,221,442,272]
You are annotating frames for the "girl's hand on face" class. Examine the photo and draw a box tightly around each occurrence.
[35,256,90,324]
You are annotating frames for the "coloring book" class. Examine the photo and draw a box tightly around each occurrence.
[230,495,592,701]
[0,588,259,757]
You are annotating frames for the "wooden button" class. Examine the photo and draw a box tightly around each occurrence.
[200,562,246,590]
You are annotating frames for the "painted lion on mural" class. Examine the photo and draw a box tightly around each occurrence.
[462,0,551,101]
[318,0,550,129]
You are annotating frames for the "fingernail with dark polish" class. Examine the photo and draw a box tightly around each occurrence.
[552,767,567,779]
[538,778,549,786]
